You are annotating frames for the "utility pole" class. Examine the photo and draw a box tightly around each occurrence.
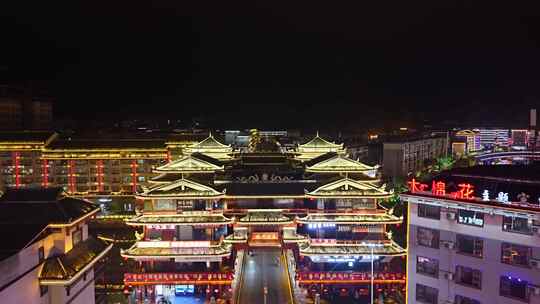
[530,109,537,164]
[371,246,374,304]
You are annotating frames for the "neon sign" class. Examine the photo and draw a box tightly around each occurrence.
[407,179,475,200]
[407,179,540,206]
[308,223,336,229]
[497,192,509,203]
[432,181,446,196]
[454,183,475,199]
[408,179,428,193]
[124,272,234,285]
[482,190,490,201]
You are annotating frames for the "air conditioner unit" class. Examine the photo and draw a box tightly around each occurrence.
[530,259,540,269]
[528,285,540,296]
[443,272,454,280]
[446,212,456,220]
[441,240,455,249]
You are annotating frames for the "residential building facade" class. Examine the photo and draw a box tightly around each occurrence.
[0,188,112,304]
[383,134,448,180]
[402,165,540,304]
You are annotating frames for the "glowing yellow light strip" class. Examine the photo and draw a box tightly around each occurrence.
[39,243,113,286]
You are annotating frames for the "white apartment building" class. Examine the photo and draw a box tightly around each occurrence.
[0,188,112,304]
[402,165,540,304]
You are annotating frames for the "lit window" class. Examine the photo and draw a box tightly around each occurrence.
[501,243,531,267]
[416,256,439,278]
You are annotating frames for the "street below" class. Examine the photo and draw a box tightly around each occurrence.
[238,248,293,304]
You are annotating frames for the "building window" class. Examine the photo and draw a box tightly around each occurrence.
[72,229,82,246]
[457,210,484,227]
[501,243,531,267]
[38,246,45,263]
[417,256,439,277]
[500,276,529,301]
[416,284,438,304]
[455,295,480,304]
[503,216,532,234]
[418,205,441,220]
[40,285,48,297]
[417,227,439,249]
[456,234,483,258]
[455,265,482,289]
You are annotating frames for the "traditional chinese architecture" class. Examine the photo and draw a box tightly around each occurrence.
[0,188,112,304]
[402,165,540,304]
[121,133,406,303]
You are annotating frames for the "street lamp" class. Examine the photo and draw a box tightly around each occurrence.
[362,243,384,304]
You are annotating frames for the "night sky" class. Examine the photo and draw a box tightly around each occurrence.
[1,1,540,129]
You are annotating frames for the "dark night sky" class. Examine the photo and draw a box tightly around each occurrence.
[1,1,540,129]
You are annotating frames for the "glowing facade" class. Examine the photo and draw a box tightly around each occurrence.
[0,188,112,304]
[0,132,204,196]
[402,166,540,304]
[121,133,405,302]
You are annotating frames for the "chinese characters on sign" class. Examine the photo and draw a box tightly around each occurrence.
[407,178,539,206]
[497,192,509,203]
[124,272,234,285]
[408,179,428,193]
[407,179,475,200]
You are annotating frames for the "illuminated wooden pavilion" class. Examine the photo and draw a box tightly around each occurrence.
[295,132,346,161]
[121,134,405,302]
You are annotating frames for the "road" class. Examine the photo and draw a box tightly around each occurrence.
[237,248,294,304]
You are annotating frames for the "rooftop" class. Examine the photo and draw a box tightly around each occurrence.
[0,188,100,261]
[298,133,343,149]
[46,139,167,150]
[434,165,540,205]
[383,132,447,144]
[0,131,56,144]
[39,237,112,284]
[440,164,540,184]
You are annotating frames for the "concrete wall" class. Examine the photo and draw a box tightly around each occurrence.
[49,270,95,304]
[0,221,94,304]
[382,143,403,180]
[408,202,540,304]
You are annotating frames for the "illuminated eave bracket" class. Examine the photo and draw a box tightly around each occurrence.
[125,214,234,226]
[296,213,402,225]
[299,241,406,258]
[39,243,113,286]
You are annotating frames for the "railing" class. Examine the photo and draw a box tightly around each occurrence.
[284,249,299,304]
[233,250,247,304]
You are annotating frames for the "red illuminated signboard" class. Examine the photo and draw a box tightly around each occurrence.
[297,271,406,284]
[407,178,475,200]
[124,272,234,285]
